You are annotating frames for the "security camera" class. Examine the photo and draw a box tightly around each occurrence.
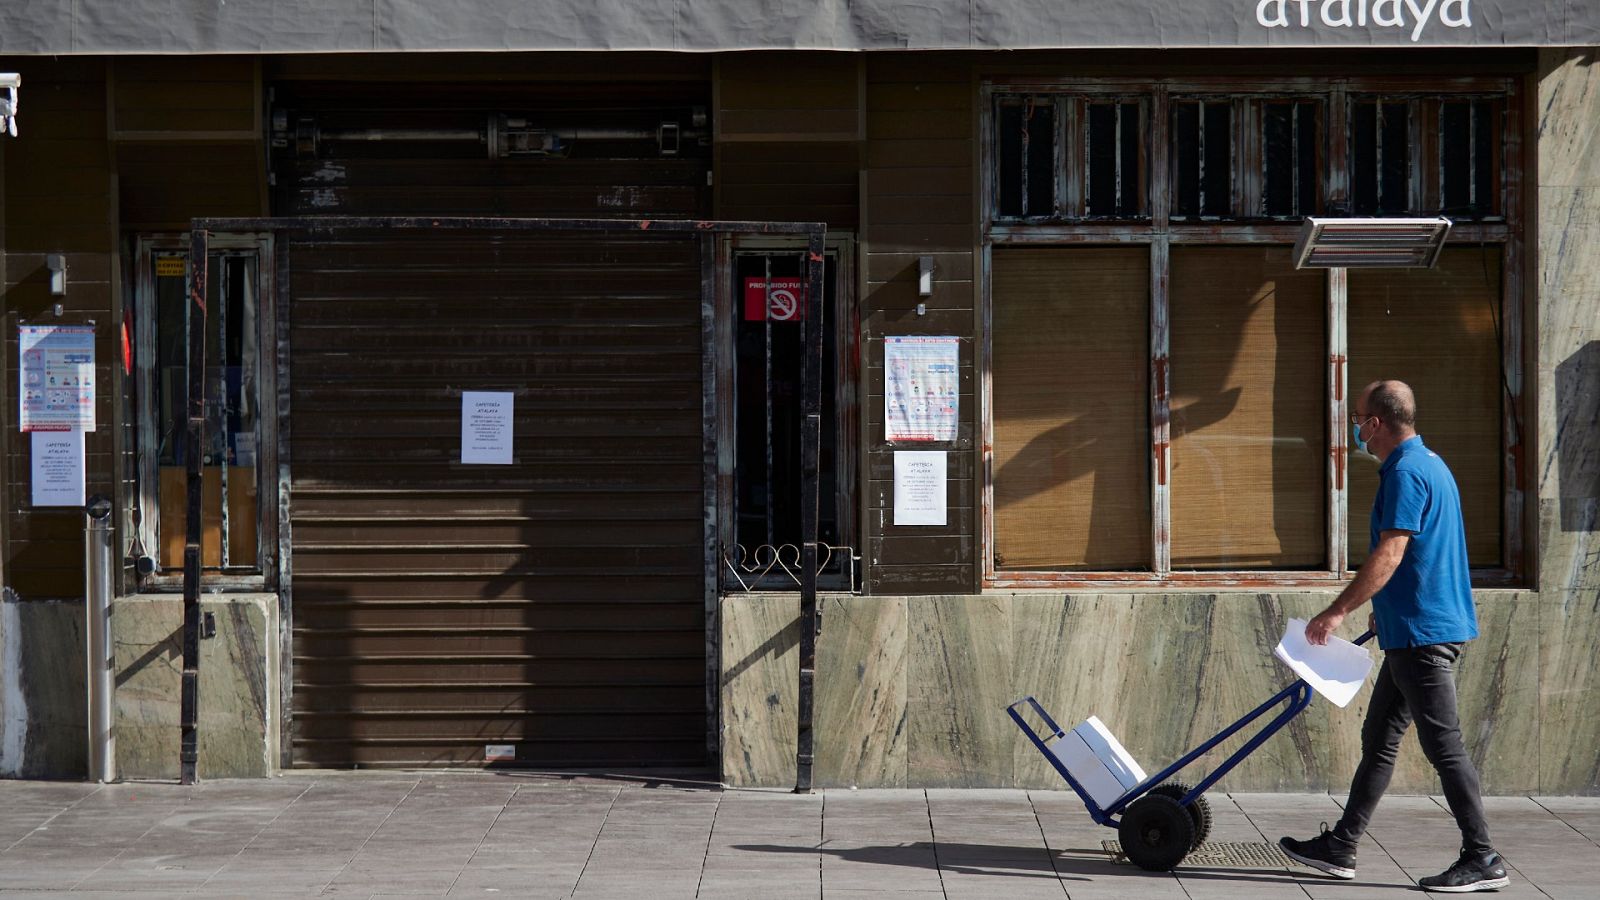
[0,73,18,136]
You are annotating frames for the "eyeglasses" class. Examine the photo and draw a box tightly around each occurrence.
[1349,414,1378,426]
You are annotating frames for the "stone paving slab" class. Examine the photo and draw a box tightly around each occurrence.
[0,775,1596,897]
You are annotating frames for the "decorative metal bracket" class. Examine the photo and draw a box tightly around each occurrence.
[721,542,859,594]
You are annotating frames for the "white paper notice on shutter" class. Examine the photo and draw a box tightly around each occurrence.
[884,335,958,442]
[893,450,947,526]
[460,391,514,465]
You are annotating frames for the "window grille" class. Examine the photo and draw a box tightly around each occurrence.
[1086,100,1144,219]
[1171,99,1235,219]
[1350,97,1414,215]
[1262,101,1321,219]
[1438,99,1499,218]
[992,94,1147,222]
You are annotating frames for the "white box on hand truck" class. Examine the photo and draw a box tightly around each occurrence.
[1047,716,1147,809]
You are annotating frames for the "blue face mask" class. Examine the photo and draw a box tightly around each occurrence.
[1352,421,1369,454]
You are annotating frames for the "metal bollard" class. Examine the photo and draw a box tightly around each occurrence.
[84,495,115,783]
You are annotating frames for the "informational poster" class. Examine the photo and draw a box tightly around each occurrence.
[893,450,947,526]
[18,324,96,432]
[31,430,86,507]
[460,391,514,465]
[884,335,958,442]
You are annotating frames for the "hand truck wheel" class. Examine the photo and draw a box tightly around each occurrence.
[1147,781,1213,849]
[1118,793,1195,871]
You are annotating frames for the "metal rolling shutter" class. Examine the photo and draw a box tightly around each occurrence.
[286,231,707,767]
[274,80,712,768]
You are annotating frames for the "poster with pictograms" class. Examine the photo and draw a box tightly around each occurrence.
[18,324,95,433]
[884,335,958,442]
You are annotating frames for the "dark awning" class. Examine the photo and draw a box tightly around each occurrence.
[0,0,1596,55]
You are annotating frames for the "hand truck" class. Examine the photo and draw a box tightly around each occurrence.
[1008,630,1375,871]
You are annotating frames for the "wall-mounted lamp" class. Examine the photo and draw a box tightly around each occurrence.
[46,254,67,296]
[916,255,934,316]
[0,72,18,137]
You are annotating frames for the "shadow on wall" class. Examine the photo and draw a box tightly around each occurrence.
[1557,341,1600,532]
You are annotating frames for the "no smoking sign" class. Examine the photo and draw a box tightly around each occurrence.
[742,278,807,322]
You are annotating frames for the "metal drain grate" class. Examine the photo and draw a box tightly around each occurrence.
[1103,840,1292,868]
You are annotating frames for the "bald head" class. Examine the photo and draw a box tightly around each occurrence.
[1362,380,1416,430]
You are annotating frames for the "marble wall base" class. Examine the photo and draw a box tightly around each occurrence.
[0,592,277,780]
[722,590,1562,793]
[1536,48,1600,797]
[113,594,277,779]
[0,595,86,778]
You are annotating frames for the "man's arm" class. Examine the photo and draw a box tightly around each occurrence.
[1305,530,1411,645]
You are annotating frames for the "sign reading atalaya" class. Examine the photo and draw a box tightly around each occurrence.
[1255,0,1472,42]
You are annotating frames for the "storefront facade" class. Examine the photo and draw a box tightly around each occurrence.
[1,2,1596,792]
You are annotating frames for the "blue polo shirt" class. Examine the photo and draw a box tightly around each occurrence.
[1369,436,1478,650]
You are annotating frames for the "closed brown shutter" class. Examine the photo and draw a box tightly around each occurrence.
[287,232,707,768]
[274,80,712,768]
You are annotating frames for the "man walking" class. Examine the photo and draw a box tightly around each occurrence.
[1279,380,1508,893]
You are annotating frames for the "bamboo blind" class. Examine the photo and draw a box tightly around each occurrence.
[1347,247,1503,567]
[992,247,1151,570]
[1169,247,1326,569]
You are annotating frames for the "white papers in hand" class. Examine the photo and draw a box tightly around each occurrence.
[1273,618,1374,708]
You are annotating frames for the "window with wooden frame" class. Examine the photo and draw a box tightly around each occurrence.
[993,93,1147,222]
[131,234,277,590]
[1169,96,1324,220]
[715,235,860,592]
[1347,94,1503,219]
[982,77,1524,587]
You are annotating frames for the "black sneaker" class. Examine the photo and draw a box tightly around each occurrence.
[1279,823,1357,880]
[1418,850,1511,892]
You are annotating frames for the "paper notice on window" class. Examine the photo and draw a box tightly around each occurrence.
[893,451,947,526]
[31,430,85,507]
[885,335,958,442]
[1273,618,1375,708]
[460,391,514,465]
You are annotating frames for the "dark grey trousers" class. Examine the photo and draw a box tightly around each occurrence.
[1331,643,1494,857]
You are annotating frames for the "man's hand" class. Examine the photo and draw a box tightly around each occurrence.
[1306,608,1345,646]
[1307,531,1407,646]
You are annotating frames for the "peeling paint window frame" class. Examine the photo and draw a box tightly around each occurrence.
[1347,93,1506,220]
[991,91,1150,224]
[980,76,1526,589]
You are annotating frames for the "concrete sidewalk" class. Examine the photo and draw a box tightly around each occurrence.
[0,774,1593,898]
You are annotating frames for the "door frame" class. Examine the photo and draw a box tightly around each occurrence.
[185,216,825,773]
[714,232,860,595]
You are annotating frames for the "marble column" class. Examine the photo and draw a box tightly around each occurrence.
[1535,47,1600,795]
